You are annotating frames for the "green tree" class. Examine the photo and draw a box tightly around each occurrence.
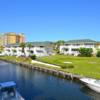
[79,48,93,57]
[27,43,33,56]
[12,49,17,53]
[20,43,26,55]
[96,50,100,57]
[54,40,65,54]
[30,54,36,60]
[12,49,17,55]
[0,46,4,53]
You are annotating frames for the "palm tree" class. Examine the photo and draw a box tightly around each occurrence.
[20,43,26,56]
[12,49,17,56]
[27,43,33,56]
[54,40,65,54]
[0,45,4,53]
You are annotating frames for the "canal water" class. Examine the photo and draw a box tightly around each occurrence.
[0,61,100,100]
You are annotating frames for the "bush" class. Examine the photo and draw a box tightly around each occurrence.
[61,63,74,69]
[30,55,36,60]
[78,48,93,57]
[13,49,17,53]
[96,51,100,57]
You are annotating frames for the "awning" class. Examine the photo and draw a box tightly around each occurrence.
[0,81,16,88]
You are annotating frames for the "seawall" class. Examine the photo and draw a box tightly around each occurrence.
[0,58,82,81]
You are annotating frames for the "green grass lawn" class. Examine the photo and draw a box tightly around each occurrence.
[37,55,100,79]
[0,56,32,64]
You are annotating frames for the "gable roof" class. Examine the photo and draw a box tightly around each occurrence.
[4,41,54,47]
[65,39,97,44]
[26,41,53,47]
[4,43,20,47]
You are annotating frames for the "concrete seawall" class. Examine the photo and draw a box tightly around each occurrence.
[0,59,82,81]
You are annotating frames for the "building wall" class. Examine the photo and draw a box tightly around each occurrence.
[60,43,96,56]
[95,43,100,49]
[3,46,48,57]
[7,34,16,44]
[19,34,25,43]
[16,33,25,43]
[0,33,25,45]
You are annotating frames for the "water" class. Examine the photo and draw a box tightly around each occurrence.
[0,60,100,100]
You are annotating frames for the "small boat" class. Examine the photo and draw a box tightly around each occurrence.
[80,78,100,93]
[0,81,25,100]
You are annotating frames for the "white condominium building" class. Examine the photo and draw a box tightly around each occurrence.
[3,42,53,57]
[60,39,99,56]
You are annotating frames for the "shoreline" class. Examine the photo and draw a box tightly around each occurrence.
[0,58,82,81]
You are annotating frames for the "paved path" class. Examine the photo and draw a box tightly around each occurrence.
[31,60,60,68]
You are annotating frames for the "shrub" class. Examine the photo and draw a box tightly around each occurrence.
[96,51,100,57]
[78,48,93,57]
[61,63,74,69]
[30,55,36,60]
[12,49,17,53]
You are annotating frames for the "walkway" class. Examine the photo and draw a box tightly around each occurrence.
[31,60,60,68]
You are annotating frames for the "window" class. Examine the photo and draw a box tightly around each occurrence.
[27,50,30,52]
[72,44,80,46]
[27,50,34,53]
[7,49,10,52]
[19,50,22,52]
[63,48,69,51]
[65,44,70,46]
[71,48,79,51]
[36,50,44,53]
[40,46,44,48]
[30,50,34,53]
[84,43,93,46]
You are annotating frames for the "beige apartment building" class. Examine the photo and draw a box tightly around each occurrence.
[0,32,25,46]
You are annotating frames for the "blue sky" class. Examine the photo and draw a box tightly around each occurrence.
[0,0,100,41]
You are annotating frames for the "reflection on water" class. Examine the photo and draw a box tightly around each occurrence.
[0,61,100,100]
[80,85,100,100]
